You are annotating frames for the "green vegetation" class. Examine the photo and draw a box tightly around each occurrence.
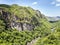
[0,20,5,32]
[0,19,52,45]
[35,20,60,45]
[0,4,60,45]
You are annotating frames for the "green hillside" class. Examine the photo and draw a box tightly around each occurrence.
[0,4,59,45]
[34,20,60,45]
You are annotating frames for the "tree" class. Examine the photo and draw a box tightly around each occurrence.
[0,20,5,32]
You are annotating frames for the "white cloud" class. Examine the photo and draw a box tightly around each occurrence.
[55,0,60,6]
[56,0,60,2]
[56,3,60,6]
[51,0,60,7]
[32,2,37,5]
[51,2,55,4]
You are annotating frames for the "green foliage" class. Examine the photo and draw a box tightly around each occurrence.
[35,32,60,45]
[10,4,36,19]
[0,19,52,45]
[35,24,60,45]
[0,4,10,8]
[0,20,5,32]
[0,4,60,45]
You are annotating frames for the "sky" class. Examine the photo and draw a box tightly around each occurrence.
[0,0,60,17]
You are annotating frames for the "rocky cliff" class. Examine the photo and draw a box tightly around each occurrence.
[0,4,46,31]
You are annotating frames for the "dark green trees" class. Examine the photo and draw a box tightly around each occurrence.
[0,20,5,32]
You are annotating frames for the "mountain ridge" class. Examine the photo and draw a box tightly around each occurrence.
[0,4,47,31]
[47,16,60,22]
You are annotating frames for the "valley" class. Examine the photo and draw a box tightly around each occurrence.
[0,4,60,45]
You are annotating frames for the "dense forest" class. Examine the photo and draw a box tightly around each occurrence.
[0,4,60,45]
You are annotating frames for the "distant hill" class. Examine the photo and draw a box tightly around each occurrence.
[47,16,60,22]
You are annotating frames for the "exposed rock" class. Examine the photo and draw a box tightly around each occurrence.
[11,21,34,31]
[0,9,35,31]
[0,4,46,31]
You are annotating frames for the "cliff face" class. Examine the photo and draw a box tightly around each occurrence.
[10,15,35,31]
[0,4,46,31]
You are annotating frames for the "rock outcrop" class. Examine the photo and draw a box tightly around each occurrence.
[0,4,46,31]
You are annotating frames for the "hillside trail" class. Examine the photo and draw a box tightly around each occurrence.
[27,37,40,45]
